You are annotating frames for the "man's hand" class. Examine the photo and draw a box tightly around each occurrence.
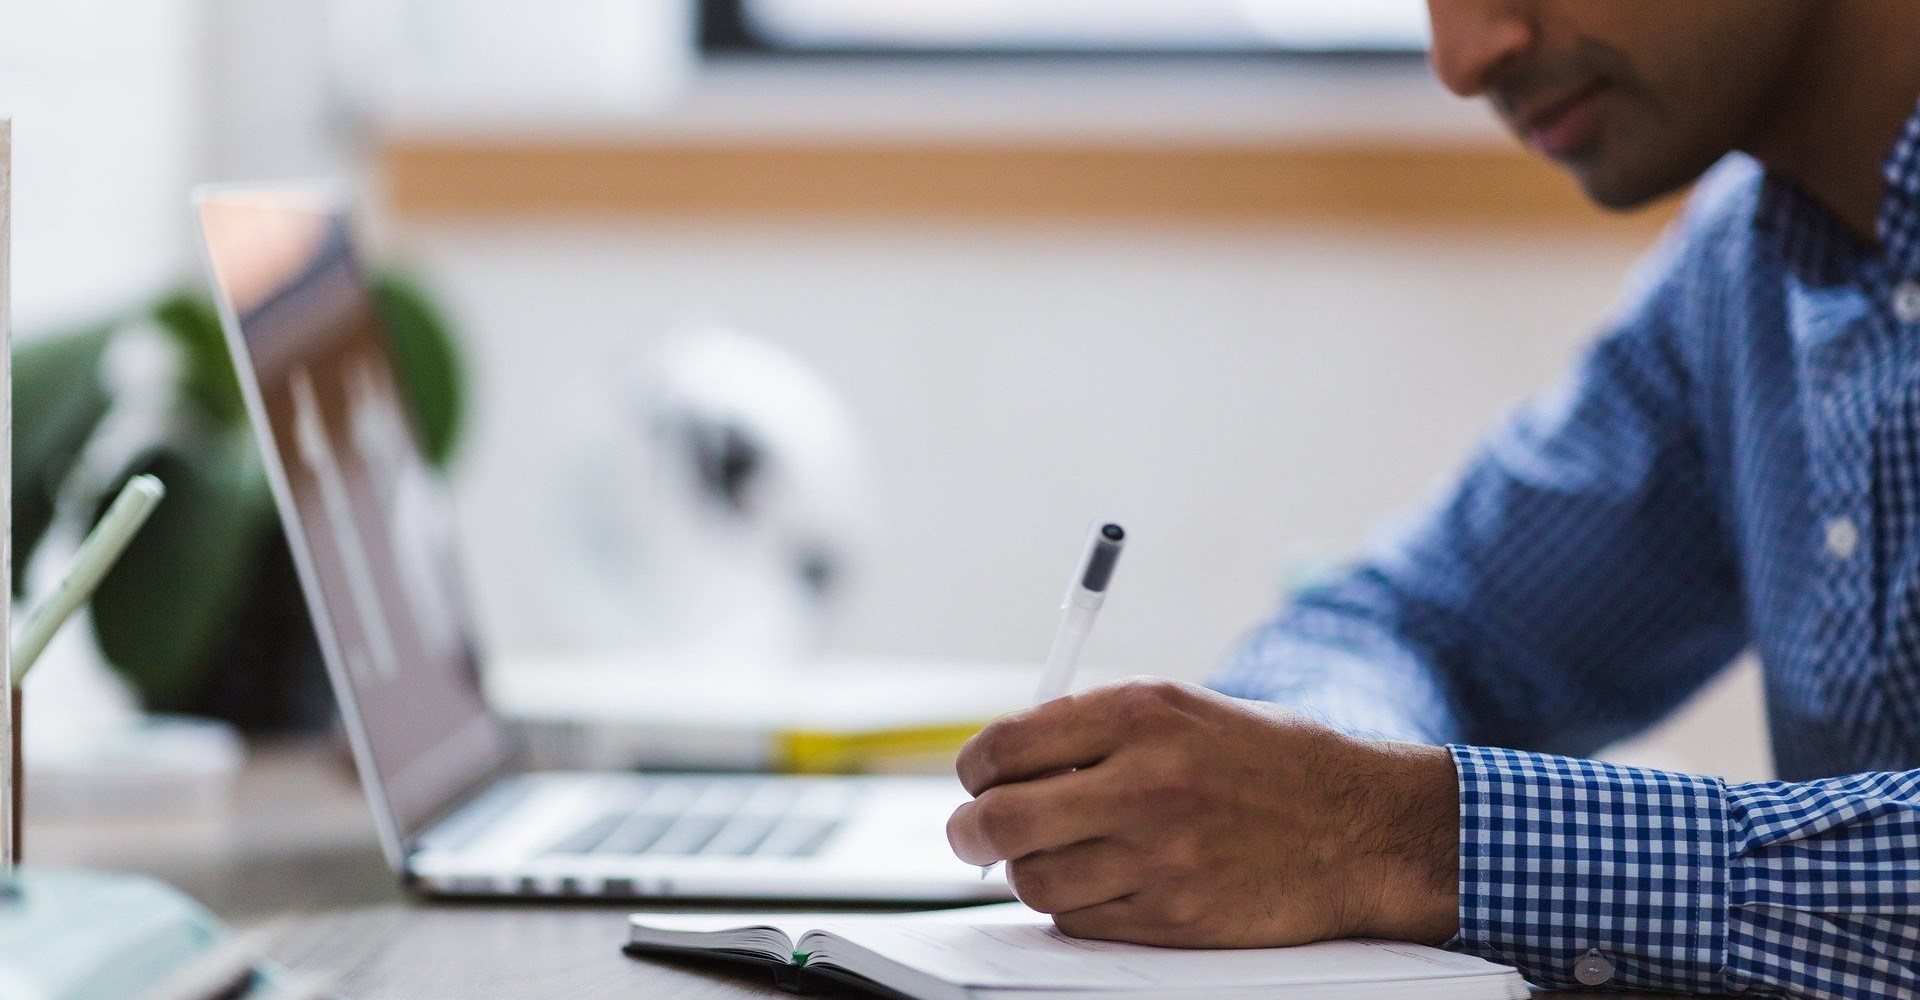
[947,678,1459,948]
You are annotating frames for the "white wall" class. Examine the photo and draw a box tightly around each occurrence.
[0,0,1773,779]
[394,218,1774,780]
[0,0,206,334]
[413,222,1617,662]
[201,0,355,183]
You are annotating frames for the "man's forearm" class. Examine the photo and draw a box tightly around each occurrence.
[947,678,1920,998]
[1340,740,1461,945]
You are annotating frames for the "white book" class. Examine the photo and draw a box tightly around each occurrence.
[626,902,1530,1000]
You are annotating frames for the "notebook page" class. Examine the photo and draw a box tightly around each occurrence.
[803,918,1519,992]
[628,912,810,940]
[629,913,826,964]
[628,902,1040,956]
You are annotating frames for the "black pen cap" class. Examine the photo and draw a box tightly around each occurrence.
[1080,523,1126,592]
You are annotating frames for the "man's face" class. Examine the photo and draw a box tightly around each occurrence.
[1426,0,1818,209]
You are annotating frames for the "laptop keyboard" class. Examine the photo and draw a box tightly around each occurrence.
[542,778,847,860]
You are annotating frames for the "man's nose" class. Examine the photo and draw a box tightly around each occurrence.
[1426,0,1533,98]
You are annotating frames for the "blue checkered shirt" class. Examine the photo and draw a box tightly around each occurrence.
[1214,101,1920,998]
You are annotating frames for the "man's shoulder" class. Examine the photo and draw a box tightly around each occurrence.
[1680,154,1767,237]
[1611,155,1775,332]
[1644,155,1775,287]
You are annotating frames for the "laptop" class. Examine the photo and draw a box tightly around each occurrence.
[193,184,1012,903]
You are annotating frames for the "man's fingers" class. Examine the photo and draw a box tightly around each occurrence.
[958,684,1172,795]
[1051,894,1219,949]
[1005,838,1140,914]
[1049,895,1156,944]
[957,698,1114,796]
[946,767,1118,866]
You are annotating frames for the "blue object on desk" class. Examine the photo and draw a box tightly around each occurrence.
[0,868,272,1000]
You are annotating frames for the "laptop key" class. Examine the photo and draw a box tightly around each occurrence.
[547,777,853,859]
[737,781,802,815]
[594,812,675,855]
[545,812,624,855]
[648,813,728,856]
[700,814,780,857]
[756,816,842,858]
[790,818,842,858]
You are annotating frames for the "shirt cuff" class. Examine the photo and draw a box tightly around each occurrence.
[1448,744,1730,993]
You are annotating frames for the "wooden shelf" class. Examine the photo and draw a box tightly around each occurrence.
[379,137,1676,234]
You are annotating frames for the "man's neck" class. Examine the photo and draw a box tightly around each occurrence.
[1741,0,1920,242]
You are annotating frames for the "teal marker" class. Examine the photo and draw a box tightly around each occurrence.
[11,475,166,684]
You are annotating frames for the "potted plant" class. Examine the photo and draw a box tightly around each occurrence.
[12,272,464,730]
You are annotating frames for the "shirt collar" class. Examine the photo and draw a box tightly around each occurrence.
[1755,93,1920,285]
[1880,94,1920,278]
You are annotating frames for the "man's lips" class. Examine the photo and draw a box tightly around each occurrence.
[1513,81,1607,158]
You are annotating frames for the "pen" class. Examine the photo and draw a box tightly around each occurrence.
[984,521,1127,879]
[1032,522,1126,704]
[11,474,167,683]
[4,473,165,884]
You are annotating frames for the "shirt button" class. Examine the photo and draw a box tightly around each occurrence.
[1573,949,1615,987]
[1896,280,1920,325]
[1826,517,1861,560]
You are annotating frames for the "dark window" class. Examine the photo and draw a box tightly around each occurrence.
[701,0,1430,57]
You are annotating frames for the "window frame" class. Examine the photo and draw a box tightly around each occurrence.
[697,0,1429,60]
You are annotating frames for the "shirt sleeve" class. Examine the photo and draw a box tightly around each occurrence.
[1210,211,1749,755]
[1451,744,1920,997]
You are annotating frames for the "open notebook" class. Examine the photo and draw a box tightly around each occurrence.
[625,902,1530,1000]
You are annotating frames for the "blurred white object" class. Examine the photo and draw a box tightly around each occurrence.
[325,0,696,123]
[491,651,1041,772]
[24,716,242,822]
[3,115,12,879]
[16,586,242,828]
[545,325,874,665]
[16,324,170,756]
[0,0,200,333]
[16,607,140,762]
[15,323,242,823]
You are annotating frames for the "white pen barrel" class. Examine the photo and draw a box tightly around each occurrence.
[984,522,1124,877]
[1033,603,1097,703]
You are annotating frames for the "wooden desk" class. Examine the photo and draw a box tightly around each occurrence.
[258,903,800,1000]
[29,738,841,997]
[28,737,399,921]
[257,902,1696,1000]
[37,739,1689,999]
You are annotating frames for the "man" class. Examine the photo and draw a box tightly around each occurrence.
[945,2,1920,995]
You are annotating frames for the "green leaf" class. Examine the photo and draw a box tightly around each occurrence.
[152,291,248,427]
[11,326,115,594]
[25,266,467,708]
[147,272,464,466]
[372,272,466,467]
[88,433,276,710]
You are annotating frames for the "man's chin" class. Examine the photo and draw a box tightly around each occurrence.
[1566,159,1698,214]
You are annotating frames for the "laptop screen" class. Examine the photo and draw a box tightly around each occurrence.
[196,187,514,849]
